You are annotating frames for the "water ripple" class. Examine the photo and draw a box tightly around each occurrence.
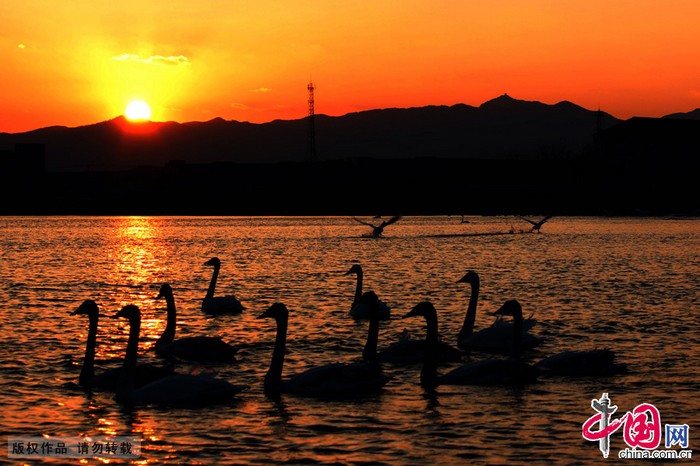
[0,216,698,464]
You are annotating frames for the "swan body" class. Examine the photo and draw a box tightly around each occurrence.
[377,302,464,364]
[434,358,540,387]
[377,331,464,364]
[155,284,237,362]
[493,302,627,376]
[70,300,172,391]
[535,349,627,377]
[481,299,544,354]
[406,301,539,390]
[274,362,388,399]
[114,305,246,405]
[201,257,245,315]
[456,271,541,354]
[259,292,391,399]
[345,264,391,320]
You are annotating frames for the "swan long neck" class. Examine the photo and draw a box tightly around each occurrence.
[157,293,177,347]
[362,312,380,363]
[458,279,479,339]
[204,265,220,302]
[353,271,363,305]
[421,310,439,391]
[79,312,99,385]
[265,314,288,398]
[116,315,140,400]
[420,350,439,392]
[512,307,523,355]
[425,310,439,345]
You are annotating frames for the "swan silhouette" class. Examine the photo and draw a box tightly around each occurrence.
[155,283,238,362]
[201,257,245,315]
[376,300,464,364]
[534,349,628,377]
[456,270,537,353]
[406,301,539,390]
[114,304,247,405]
[493,302,628,377]
[518,215,553,233]
[352,215,402,238]
[462,299,545,355]
[345,264,391,320]
[258,292,391,399]
[70,300,173,391]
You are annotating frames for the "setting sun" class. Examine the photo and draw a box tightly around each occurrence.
[2,1,700,133]
[125,100,152,121]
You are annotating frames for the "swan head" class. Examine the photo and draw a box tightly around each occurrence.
[345,264,363,275]
[204,257,221,267]
[70,299,99,316]
[456,270,479,285]
[156,283,173,299]
[115,304,141,320]
[403,301,436,319]
[493,299,523,318]
[257,302,289,320]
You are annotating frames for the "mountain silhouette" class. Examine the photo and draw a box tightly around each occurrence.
[2,96,698,216]
[662,108,700,120]
[0,95,620,172]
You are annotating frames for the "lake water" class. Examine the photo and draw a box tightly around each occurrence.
[1,216,698,464]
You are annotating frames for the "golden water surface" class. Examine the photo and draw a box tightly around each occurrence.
[1,216,698,464]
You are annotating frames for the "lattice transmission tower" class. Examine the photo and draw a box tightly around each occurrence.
[307,80,317,162]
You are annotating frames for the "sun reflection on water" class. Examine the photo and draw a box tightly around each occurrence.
[112,216,163,285]
[108,217,169,344]
[97,418,117,436]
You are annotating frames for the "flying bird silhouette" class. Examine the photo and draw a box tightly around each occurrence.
[352,215,402,238]
[518,215,553,233]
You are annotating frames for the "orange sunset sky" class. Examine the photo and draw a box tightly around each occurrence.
[1,0,699,133]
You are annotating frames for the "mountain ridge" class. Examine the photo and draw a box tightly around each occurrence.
[1,95,698,216]
[0,94,645,172]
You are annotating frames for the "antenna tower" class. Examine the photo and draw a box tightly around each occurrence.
[307,80,317,162]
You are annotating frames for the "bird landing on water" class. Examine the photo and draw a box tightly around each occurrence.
[518,215,553,233]
[352,215,402,238]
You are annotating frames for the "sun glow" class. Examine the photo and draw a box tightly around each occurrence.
[125,100,152,121]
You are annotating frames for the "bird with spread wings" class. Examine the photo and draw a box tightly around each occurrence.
[518,215,553,233]
[352,215,402,238]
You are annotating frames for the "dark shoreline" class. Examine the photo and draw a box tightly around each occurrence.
[3,157,696,217]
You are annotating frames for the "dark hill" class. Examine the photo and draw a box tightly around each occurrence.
[0,95,619,172]
[663,108,700,120]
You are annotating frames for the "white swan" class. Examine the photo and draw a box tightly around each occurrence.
[376,300,464,364]
[70,299,172,390]
[201,257,245,315]
[534,349,628,377]
[345,264,391,320]
[155,283,238,362]
[258,292,391,399]
[406,301,539,390]
[456,270,537,353]
[471,299,545,355]
[492,302,628,377]
[114,304,247,405]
